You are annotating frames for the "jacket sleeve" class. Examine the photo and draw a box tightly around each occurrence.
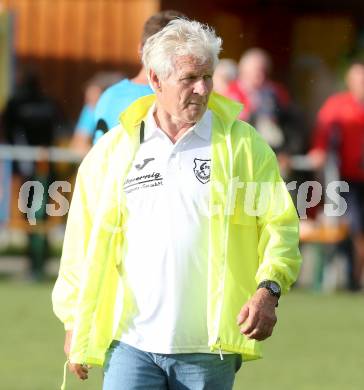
[52,164,93,330]
[254,150,302,294]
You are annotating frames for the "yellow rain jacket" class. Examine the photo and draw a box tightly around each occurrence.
[52,93,301,366]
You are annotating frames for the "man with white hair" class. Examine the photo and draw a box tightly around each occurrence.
[53,19,301,389]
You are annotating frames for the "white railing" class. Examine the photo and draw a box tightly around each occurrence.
[0,145,82,163]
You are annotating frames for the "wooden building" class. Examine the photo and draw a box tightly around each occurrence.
[2,0,364,124]
[1,0,160,121]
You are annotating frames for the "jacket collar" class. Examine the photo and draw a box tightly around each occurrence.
[208,92,243,131]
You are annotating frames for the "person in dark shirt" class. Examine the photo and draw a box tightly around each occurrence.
[3,65,60,146]
[3,64,63,280]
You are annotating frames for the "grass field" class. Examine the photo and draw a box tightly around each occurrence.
[1,280,363,390]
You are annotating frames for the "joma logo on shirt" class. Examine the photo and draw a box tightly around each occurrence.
[135,158,155,170]
[193,158,211,184]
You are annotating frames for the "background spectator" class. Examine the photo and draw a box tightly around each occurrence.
[226,48,308,177]
[309,61,364,290]
[212,58,238,96]
[2,63,63,280]
[69,72,123,156]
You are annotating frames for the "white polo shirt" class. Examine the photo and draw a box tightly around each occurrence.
[119,106,212,353]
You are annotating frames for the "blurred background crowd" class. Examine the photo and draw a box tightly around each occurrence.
[1,0,364,293]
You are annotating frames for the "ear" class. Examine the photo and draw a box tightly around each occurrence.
[149,69,161,92]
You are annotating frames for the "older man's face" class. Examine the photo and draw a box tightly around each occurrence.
[155,55,214,124]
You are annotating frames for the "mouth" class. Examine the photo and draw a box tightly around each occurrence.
[188,102,205,107]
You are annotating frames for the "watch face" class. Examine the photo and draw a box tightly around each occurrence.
[258,281,281,298]
[270,283,280,294]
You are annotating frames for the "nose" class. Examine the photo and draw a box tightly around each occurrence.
[193,79,210,96]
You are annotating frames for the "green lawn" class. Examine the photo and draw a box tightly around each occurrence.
[1,280,363,390]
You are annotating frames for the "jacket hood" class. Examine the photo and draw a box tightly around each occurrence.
[119,92,243,134]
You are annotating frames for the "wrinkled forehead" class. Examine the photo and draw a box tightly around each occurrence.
[171,55,214,75]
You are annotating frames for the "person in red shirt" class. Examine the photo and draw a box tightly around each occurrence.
[309,61,364,290]
[226,48,290,121]
[226,48,290,150]
[212,58,238,97]
[226,48,309,181]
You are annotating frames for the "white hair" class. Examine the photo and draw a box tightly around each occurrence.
[142,18,222,81]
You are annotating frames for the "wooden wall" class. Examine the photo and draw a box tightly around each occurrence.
[4,0,159,62]
[2,0,160,122]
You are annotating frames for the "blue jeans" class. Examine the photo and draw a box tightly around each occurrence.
[103,341,242,390]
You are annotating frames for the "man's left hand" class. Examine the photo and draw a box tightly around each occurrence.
[236,289,278,341]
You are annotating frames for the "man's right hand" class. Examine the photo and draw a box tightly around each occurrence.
[68,362,89,380]
[64,330,89,380]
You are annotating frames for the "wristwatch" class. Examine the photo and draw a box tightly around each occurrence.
[257,280,281,301]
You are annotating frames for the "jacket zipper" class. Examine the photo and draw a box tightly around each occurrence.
[217,337,224,360]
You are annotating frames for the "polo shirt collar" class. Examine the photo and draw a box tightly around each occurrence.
[193,110,211,141]
[144,104,211,142]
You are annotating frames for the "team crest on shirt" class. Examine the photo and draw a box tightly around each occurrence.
[193,158,211,184]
